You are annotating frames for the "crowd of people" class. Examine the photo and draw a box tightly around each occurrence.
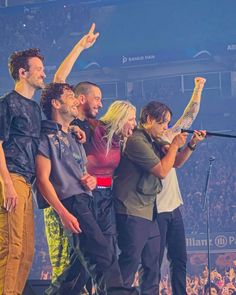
[159,267,236,295]
[180,138,236,234]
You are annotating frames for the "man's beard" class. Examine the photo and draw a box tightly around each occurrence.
[84,103,97,119]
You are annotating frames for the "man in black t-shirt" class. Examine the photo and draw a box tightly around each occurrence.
[0,48,46,294]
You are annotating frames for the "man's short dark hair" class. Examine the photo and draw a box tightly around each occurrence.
[40,82,73,120]
[140,101,172,124]
[8,48,44,81]
[73,81,99,97]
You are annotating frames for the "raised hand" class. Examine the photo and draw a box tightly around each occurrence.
[79,23,100,50]
[194,77,206,89]
[53,23,99,83]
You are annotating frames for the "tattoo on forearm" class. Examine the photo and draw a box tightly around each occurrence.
[184,102,199,119]
[171,102,200,133]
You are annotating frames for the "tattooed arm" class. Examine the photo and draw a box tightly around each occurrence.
[163,77,206,142]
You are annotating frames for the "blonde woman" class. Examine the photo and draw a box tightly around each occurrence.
[86,100,136,252]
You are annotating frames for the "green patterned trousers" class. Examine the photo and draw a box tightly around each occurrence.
[44,207,70,282]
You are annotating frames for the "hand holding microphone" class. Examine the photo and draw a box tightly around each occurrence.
[181,129,236,139]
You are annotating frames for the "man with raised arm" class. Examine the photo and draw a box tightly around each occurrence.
[157,77,206,295]
[40,23,101,286]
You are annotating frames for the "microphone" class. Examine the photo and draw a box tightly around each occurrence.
[181,129,236,139]
[209,156,215,162]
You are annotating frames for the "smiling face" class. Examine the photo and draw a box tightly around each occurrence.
[59,88,78,120]
[121,108,136,138]
[24,57,46,90]
[82,85,102,119]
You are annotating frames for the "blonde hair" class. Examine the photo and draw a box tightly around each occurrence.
[100,100,136,153]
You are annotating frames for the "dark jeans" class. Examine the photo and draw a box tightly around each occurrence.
[116,214,161,295]
[157,207,187,295]
[45,194,130,295]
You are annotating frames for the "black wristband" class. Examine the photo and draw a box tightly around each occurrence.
[187,142,196,151]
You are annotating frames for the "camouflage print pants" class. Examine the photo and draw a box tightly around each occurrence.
[44,207,70,282]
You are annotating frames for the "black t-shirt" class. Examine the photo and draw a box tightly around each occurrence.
[0,90,41,183]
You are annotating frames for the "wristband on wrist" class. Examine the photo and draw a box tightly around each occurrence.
[187,142,197,151]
